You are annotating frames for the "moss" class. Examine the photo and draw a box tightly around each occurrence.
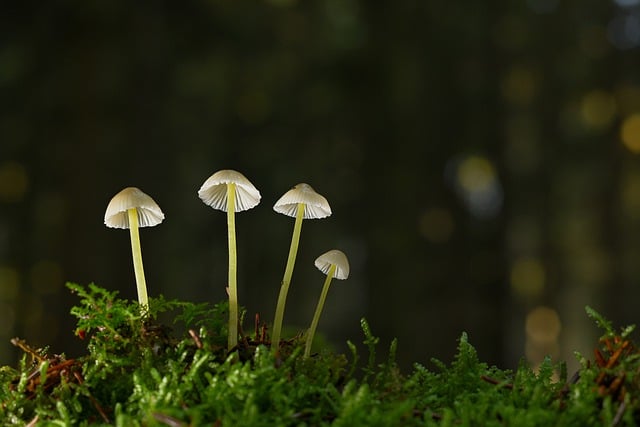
[1,285,639,426]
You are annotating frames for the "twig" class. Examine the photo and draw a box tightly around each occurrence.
[153,412,185,427]
[73,371,110,423]
[188,329,202,349]
[480,375,513,390]
[611,400,626,427]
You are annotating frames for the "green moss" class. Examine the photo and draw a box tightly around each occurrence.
[1,285,639,426]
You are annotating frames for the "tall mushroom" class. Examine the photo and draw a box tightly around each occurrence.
[104,187,165,308]
[271,183,331,350]
[304,249,349,357]
[198,169,261,351]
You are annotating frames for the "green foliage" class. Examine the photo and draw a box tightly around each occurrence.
[586,305,636,341]
[2,286,640,426]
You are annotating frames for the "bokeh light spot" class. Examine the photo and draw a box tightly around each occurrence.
[580,90,617,130]
[525,306,562,367]
[419,207,454,243]
[0,161,28,203]
[621,113,640,153]
[449,155,503,219]
[615,0,640,6]
[510,257,545,298]
[457,156,496,192]
[526,306,562,343]
[608,13,640,50]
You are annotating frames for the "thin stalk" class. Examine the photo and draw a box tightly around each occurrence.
[227,183,238,351]
[127,208,148,308]
[304,264,336,358]
[271,202,305,350]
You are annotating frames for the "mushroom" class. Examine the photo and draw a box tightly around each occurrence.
[271,183,331,349]
[104,187,165,308]
[304,249,349,357]
[198,169,261,351]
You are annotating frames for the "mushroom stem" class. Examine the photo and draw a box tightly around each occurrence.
[127,208,148,307]
[304,264,336,358]
[271,202,305,349]
[226,183,238,351]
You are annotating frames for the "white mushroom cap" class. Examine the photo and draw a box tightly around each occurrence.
[273,183,332,219]
[198,169,261,212]
[104,187,165,229]
[314,249,349,280]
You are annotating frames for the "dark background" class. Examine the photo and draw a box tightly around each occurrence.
[2,0,640,374]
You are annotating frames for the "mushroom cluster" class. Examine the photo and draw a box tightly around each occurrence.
[270,183,332,350]
[103,173,349,356]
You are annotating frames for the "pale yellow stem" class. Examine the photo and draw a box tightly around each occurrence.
[127,208,148,308]
[227,183,238,351]
[271,203,305,350]
[304,264,336,358]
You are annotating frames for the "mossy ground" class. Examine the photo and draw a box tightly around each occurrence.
[1,284,640,426]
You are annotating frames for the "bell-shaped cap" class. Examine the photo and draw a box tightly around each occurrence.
[314,249,349,280]
[273,183,331,219]
[104,187,165,229]
[198,169,261,212]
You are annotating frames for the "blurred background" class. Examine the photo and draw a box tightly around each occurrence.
[1,0,640,374]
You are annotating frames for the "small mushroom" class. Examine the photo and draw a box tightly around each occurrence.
[104,187,164,308]
[304,249,349,358]
[198,169,261,351]
[271,183,331,349]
